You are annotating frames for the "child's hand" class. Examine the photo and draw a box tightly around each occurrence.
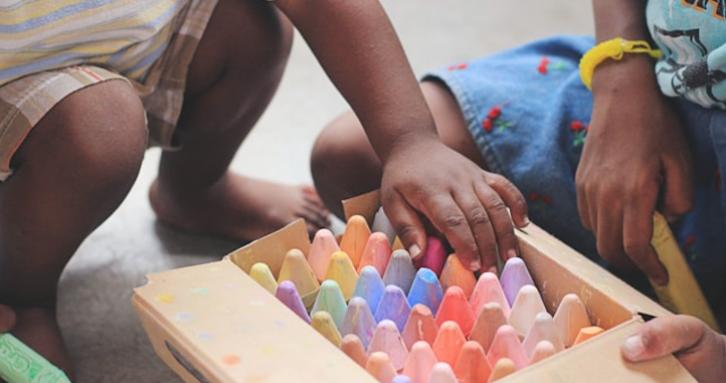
[575,57,694,285]
[0,304,16,332]
[380,137,529,271]
[622,315,726,383]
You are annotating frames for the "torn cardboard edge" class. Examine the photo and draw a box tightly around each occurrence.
[132,190,695,383]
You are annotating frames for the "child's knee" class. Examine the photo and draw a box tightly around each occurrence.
[27,81,147,195]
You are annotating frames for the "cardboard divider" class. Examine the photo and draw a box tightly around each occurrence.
[133,191,695,383]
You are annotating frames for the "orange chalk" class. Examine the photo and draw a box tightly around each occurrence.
[488,358,516,382]
[486,325,528,370]
[341,215,372,267]
[454,341,492,383]
[402,304,439,349]
[308,229,341,281]
[529,340,556,364]
[470,302,508,352]
[366,352,397,383]
[341,334,368,367]
[432,321,466,366]
[359,232,393,275]
[440,254,477,299]
[573,326,604,345]
[402,341,437,383]
[508,285,547,337]
[368,320,409,371]
[277,248,320,309]
[469,272,511,318]
[435,286,475,336]
[324,250,359,300]
[553,293,591,347]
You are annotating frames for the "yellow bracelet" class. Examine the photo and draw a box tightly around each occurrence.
[579,37,662,90]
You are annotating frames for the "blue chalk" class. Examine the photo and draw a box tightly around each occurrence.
[352,266,385,310]
[392,375,412,383]
[406,268,444,313]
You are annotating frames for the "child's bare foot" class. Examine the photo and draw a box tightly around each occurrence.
[11,307,74,379]
[149,172,331,241]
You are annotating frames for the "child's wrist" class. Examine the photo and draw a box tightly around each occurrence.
[591,54,659,98]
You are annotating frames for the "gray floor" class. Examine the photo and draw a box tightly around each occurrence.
[58,2,593,382]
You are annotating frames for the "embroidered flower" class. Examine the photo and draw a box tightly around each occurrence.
[482,105,514,133]
[448,63,468,71]
[570,120,589,147]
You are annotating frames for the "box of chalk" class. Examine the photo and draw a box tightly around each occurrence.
[132,190,696,383]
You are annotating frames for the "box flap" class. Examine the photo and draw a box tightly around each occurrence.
[228,219,311,276]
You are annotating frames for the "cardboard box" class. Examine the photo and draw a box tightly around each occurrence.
[133,191,696,382]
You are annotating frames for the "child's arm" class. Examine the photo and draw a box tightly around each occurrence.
[575,0,693,285]
[275,0,528,269]
[622,315,726,383]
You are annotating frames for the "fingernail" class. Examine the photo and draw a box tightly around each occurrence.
[507,249,517,259]
[522,215,531,226]
[409,245,422,260]
[488,265,498,274]
[469,259,482,272]
[622,335,645,360]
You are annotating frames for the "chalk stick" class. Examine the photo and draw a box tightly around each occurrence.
[407,268,444,314]
[375,285,412,332]
[508,285,546,337]
[573,326,604,345]
[470,302,508,352]
[432,321,466,367]
[416,237,447,276]
[366,352,397,383]
[359,232,393,275]
[486,325,528,370]
[403,341,437,383]
[435,286,475,336]
[440,255,476,299]
[353,266,386,312]
[372,206,397,244]
[341,334,368,367]
[324,251,359,300]
[487,358,516,382]
[454,341,492,383]
[499,257,534,306]
[0,333,71,383]
[341,297,377,348]
[427,362,457,383]
[402,304,438,349]
[274,280,311,323]
[341,215,372,267]
[368,320,409,371]
[311,280,348,329]
[392,375,412,383]
[522,312,563,357]
[383,249,417,294]
[529,340,556,364]
[278,248,320,309]
[311,311,343,348]
[308,228,341,281]
[469,272,511,319]
[249,262,278,294]
[553,293,591,347]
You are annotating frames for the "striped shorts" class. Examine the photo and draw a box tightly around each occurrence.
[0,0,218,181]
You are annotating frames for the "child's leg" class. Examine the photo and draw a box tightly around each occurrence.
[150,0,329,239]
[311,81,483,217]
[0,80,147,374]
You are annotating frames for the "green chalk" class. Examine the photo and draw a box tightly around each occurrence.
[0,333,71,383]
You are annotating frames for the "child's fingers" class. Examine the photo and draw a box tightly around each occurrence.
[452,188,498,270]
[473,181,519,261]
[382,190,427,260]
[661,156,694,219]
[623,191,668,285]
[0,304,16,333]
[484,173,529,228]
[423,194,481,271]
[622,315,705,362]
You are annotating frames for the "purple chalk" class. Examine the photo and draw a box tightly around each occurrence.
[500,257,535,306]
[374,285,411,332]
[341,297,377,348]
[392,375,412,383]
[275,280,311,323]
[383,249,416,294]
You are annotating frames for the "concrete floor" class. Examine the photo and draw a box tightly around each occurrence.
[58,1,593,382]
